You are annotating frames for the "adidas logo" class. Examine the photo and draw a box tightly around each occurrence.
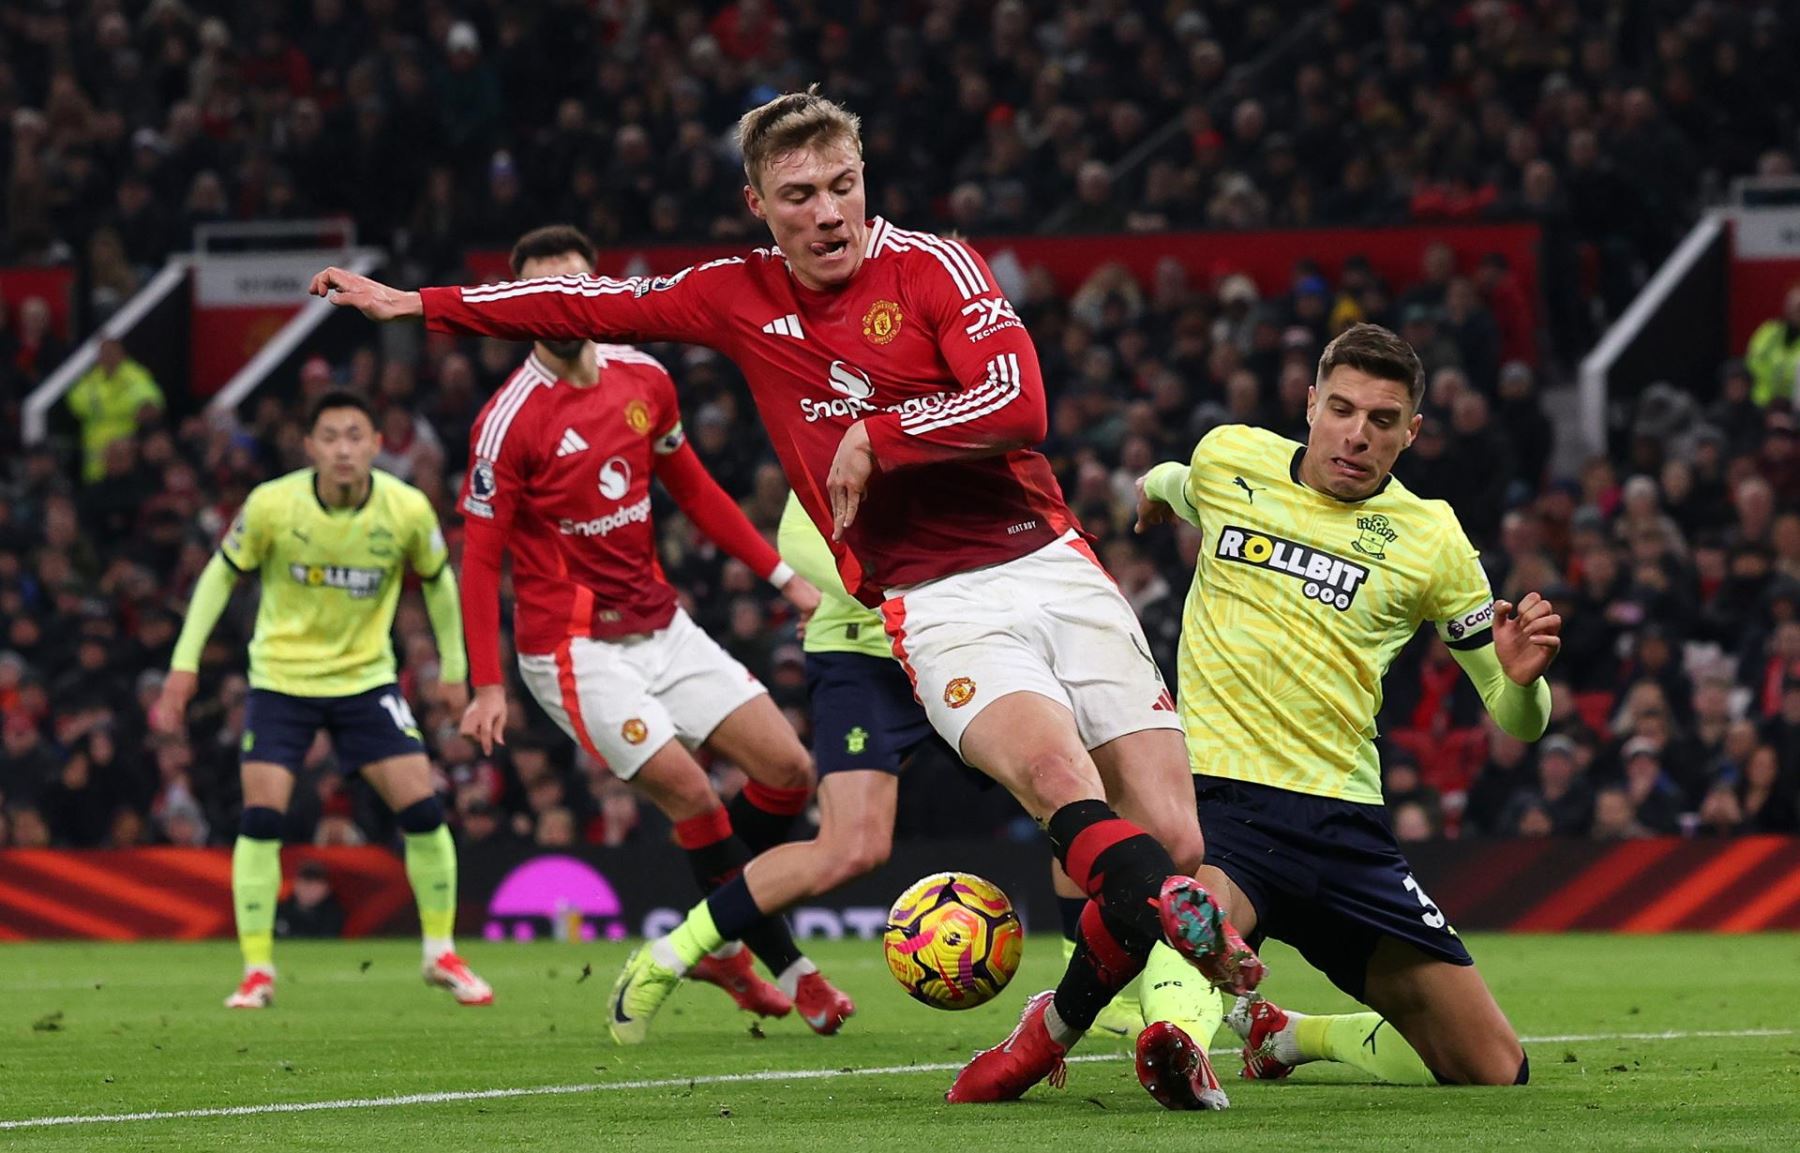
[761,314,805,340]
[555,428,590,458]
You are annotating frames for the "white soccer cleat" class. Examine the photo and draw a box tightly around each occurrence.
[424,951,494,1006]
[225,968,275,1009]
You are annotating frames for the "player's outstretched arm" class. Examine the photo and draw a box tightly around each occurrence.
[309,267,423,321]
[653,438,809,595]
[156,553,241,732]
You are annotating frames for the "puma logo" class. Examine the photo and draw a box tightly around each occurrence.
[1233,476,1259,503]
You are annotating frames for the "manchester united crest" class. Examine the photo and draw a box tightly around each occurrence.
[621,718,649,745]
[943,677,977,709]
[624,399,652,436]
[862,299,903,345]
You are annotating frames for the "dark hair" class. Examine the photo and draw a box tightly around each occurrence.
[307,389,375,431]
[1316,323,1426,411]
[510,225,595,277]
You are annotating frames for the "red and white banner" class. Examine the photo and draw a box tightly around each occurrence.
[189,253,326,396]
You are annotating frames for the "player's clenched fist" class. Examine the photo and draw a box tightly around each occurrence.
[309,267,423,321]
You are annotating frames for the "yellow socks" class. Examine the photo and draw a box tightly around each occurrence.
[1293,1012,1436,1086]
[1139,940,1225,1045]
[403,825,458,953]
[231,835,281,970]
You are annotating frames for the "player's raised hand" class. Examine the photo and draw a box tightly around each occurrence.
[1493,592,1562,685]
[828,421,877,541]
[308,267,423,321]
[459,684,509,755]
[1134,473,1174,534]
[151,670,197,735]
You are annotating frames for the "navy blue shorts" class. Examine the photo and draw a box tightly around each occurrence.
[243,685,426,775]
[1195,775,1473,1002]
[806,651,941,777]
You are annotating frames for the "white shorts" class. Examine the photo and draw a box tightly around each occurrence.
[880,530,1180,756]
[517,609,766,779]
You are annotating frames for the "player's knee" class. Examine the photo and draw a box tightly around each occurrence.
[1438,1036,1527,1086]
[395,795,445,834]
[240,806,284,841]
[837,827,893,881]
[1016,747,1098,813]
[764,744,815,794]
[1136,813,1205,874]
[813,821,891,888]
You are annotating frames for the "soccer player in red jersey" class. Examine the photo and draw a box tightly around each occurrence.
[454,225,853,1037]
[313,90,1261,1101]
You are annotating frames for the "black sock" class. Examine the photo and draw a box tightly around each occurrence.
[1052,899,1153,1033]
[1057,896,1086,943]
[727,782,807,854]
[673,811,803,975]
[1045,799,1177,947]
[704,875,802,973]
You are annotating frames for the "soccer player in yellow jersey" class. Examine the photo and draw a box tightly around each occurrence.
[1131,324,1560,1101]
[155,391,492,1010]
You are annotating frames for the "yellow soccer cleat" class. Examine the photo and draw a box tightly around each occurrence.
[607,944,683,1045]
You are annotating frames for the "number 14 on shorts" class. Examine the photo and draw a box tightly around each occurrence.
[380,693,421,736]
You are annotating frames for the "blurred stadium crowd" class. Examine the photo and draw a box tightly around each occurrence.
[3,1,1800,852]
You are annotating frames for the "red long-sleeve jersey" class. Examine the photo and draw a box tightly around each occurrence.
[424,216,1075,605]
[457,346,785,688]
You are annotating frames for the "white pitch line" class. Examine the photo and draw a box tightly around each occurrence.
[1,1027,1789,1132]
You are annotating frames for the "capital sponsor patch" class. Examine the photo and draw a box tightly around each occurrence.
[1215,524,1369,611]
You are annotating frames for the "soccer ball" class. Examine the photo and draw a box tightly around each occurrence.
[882,871,1023,1010]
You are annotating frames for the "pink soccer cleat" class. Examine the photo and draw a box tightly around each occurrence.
[1156,876,1267,996]
[689,949,793,1018]
[793,970,855,1035]
[424,951,494,1006]
[1136,1020,1230,1110]
[946,990,1069,1103]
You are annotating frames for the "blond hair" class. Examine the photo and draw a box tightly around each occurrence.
[736,85,863,192]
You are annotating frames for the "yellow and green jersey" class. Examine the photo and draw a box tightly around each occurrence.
[777,493,893,659]
[217,469,455,696]
[1144,424,1501,804]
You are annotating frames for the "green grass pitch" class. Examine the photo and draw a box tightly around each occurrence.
[3,933,1797,1151]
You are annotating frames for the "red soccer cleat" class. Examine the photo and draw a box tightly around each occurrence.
[793,970,855,1035]
[224,969,275,1009]
[423,951,495,1006]
[1136,1020,1230,1110]
[688,949,793,1018]
[946,990,1069,1103]
[1230,995,1297,1080]
[1156,876,1267,996]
